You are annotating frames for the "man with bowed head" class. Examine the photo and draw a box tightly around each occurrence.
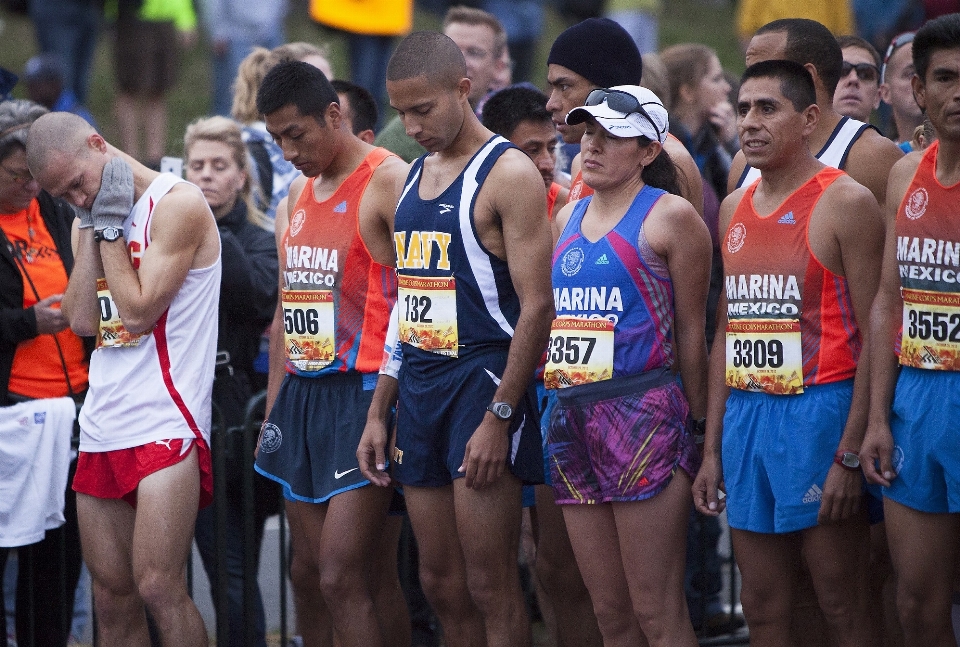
[26,112,221,645]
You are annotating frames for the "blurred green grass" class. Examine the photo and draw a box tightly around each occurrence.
[0,0,740,158]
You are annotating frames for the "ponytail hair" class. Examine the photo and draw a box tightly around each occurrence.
[638,137,683,197]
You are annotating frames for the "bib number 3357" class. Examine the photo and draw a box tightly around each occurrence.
[543,317,614,389]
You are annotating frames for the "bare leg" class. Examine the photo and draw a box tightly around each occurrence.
[454,474,531,647]
[404,485,486,647]
[563,504,645,646]
[613,471,697,647]
[77,494,150,646]
[144,94,168,164]
[287,500,333,647]
[801,511,877,647]
[132,447,207,645]
[374,515,412,647]
[113,93,141,160]
[731,529,800,647]
[531,484,603,647]
[885,498,960,647]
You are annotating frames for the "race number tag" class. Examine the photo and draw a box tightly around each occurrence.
[726,319,803,394]
[282,289,335,371]
[899,288,960,371]
[96,278,146,349]
[397,274,458,356]
[543,317,614,389]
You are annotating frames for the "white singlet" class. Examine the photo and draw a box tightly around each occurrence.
[78,173,221,452]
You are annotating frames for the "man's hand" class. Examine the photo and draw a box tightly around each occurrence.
[92,157,134,232]
[33,294,68,334]
[860,422,897,487]
[459,415,509,489]
[357,417,393,487]
[693,452,726,516]
[817,463,862,524]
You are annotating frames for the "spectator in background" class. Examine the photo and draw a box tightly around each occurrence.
[332,79,380,143]
[200,0,288,117]
[735,0,853,52]
[0,99,88,647]
[880,32,924,152]
[834,35,882,123]
[481,0,543,82]
[23,54,96,127]
[185,115,278,647]
[308,0,412,115]
[270,41,335,80]
[606,0,661,54]
[28,0,100,105]
[113,0,198,168]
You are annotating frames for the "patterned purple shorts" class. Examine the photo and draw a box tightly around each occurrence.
[547,368,700,504]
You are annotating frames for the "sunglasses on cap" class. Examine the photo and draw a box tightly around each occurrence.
[841,61,880,83]
[881,32,915,82]
[584,88,663,139]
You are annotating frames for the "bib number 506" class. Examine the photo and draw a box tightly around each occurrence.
[284,308,320,335]
[731,338,784,369]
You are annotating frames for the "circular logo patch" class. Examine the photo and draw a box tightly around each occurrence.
[259,423,282,454]
[727,222,747,254]
[904,188,928,220]
[290,209,306,237]
[891,444,905,475]
[561,247,585,277]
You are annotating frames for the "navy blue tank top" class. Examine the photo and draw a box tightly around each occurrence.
[394,136,521,372]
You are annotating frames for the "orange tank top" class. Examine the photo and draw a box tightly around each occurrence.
[5,200,88,397]
[721,167,859,393]
[279,148,398,376]
[895,141,960,370]
[546,182,562,220]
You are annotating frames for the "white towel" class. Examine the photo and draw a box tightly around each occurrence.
[0,397,76,547]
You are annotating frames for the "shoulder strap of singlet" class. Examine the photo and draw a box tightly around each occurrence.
[615,185,668,244]
[398,154,426,205]
[817,116,876,170]
[557,195,591,248]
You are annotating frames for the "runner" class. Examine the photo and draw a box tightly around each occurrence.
[26,111,221,645]
[252,60,410,647]
[860,13,960,646]
[359,31,553,647]
[694,59,884,646]
[548,85,710,646]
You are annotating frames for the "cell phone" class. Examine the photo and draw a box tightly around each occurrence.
[160,156,183,178]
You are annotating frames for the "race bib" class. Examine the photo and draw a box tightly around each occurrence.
[282,289,335,371]
[96,278,146,349]
[397,274,458,356]
[726,319,803,394]
[543,317,614,389]
[900,288,960,370]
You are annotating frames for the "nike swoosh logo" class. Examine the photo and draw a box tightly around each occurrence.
[334,468,358,479]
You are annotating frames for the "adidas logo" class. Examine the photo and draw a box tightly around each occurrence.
[333,201,348,213]
[802,484,823,504]
[777,211,796,225]
[595,254,609,265]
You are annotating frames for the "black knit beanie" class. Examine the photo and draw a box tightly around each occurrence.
[547,18,643,88]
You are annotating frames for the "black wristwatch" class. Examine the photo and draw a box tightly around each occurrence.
[692,417,706,444]
[95,226,123,243]
[486,401,513,421]
[834,450,861,471]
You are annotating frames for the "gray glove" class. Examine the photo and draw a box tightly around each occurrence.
[74,206,93,229]
[92,157,135,232]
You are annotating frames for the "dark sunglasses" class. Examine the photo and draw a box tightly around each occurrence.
[841,61,880,83]
[584,88,663,138]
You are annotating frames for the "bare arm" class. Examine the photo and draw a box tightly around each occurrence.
[861,156,919,486]
[98,186,217,333]
[264,190,298,418]
[727,150,748,196]
[61,219,104,336]
[460,150,555,489]
[693,191,742,515]
[817,179,885,523]
[357,374,399,486]
[644,194,711,418]
[358,155,408,267]
[843,130,905,206]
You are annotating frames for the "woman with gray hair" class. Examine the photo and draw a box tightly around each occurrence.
[0,99,89,645]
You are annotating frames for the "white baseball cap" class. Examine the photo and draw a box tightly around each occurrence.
[566,85,668,144]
